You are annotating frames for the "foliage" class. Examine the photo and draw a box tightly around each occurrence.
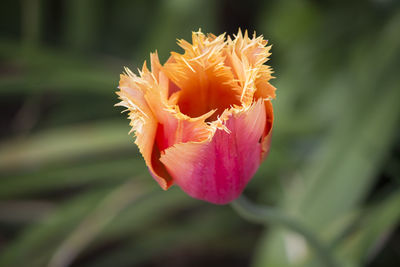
[1,0,399,266]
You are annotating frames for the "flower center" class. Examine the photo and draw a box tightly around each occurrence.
[175,70,241,121]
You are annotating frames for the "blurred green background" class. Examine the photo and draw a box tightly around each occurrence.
[1,0,400,266]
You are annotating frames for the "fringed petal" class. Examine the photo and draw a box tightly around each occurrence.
[224,30,274,107]
[117,72,172,189]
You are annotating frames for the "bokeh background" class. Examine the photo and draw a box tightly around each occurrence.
[1,0,400,266]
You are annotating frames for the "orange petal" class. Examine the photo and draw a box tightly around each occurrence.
[261,100,274,159]
[117,72,173,189]
[163,31,242,120]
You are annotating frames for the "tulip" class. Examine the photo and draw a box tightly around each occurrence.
[116,30,276,204]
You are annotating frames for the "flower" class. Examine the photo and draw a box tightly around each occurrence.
[116,30,275,204]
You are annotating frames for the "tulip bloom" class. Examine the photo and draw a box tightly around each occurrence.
[116,30,275,204]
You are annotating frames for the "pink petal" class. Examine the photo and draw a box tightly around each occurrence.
[160,100,267,204]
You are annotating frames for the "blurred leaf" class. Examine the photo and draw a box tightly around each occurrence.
[0,120,135,173]
[0,187,114,267]
[139,0,218,63]
[0,184,210,267]
[21,0,41,47]
[85,205,245,267]
[64,0,100,51]
[253,18,400,263]
[254,80,400,267]
[0,40,121,94]
[47,179,145,267]
[0,157,142,199]
[339,189,400,266]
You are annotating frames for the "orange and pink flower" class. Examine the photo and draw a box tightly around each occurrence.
[116,30,275,204]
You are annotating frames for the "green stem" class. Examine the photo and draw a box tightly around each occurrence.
[231,195,339,267]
